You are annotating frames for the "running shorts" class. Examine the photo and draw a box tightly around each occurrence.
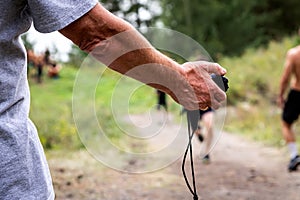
[282,89,300,124]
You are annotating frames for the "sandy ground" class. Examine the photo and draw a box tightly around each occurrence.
[48,112,300,200]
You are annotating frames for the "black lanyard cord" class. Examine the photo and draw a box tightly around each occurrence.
[181,74,228,199]
[182,113,198,200]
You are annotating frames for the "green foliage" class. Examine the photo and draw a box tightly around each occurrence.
[220,36,296,105]
[29,65,170,150]
[160,0,300,59]
[100,0,160,28]
[30,67,81,149]
[225,104,284,147]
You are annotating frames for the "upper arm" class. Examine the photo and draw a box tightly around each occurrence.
[281,51,295,84]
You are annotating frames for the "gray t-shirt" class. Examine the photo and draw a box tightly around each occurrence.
[0,0,97,199]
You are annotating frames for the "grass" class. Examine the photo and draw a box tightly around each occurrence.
[29,63,178,150]
[30,66,81,149]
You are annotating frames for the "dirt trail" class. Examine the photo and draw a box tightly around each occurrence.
[48,112,300,200]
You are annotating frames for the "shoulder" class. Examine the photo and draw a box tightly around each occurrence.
[287,46,300,59]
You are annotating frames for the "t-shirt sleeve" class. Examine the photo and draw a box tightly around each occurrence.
[28,0,98,33]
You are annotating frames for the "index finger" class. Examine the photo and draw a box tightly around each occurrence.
[194,61,227,75]
[207,62,227,75]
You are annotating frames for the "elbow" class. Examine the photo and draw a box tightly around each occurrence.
[280,79,289,90]
[78,37,103,53]
[78,24,134,53]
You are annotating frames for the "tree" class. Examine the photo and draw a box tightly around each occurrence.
[160,0,300,59]
[100,0,161,28]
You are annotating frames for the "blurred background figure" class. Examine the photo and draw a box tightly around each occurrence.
[278,28,300,172]
[47,63,61,79]
[181,108,214,164]
[193,108,214,164]
[27,49,44,83]
[156,90,168,112]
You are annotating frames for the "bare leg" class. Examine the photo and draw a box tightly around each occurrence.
[201,112,214,156]
[282,120,300,172]
[282,121,296,143]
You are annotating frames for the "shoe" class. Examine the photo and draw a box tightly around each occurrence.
[288,155,300,172]
[202,154,210,164]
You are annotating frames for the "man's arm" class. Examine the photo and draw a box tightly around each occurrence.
[278,50,294,108]
[59,3,226,110]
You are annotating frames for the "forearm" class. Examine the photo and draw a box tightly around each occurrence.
[91,35,188,104]
[59,3,183,73]
[279,80,288,97]
[60,3,227,110]
[60,3,186,100]
[279,53,293,97]
[107,47,185,99]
